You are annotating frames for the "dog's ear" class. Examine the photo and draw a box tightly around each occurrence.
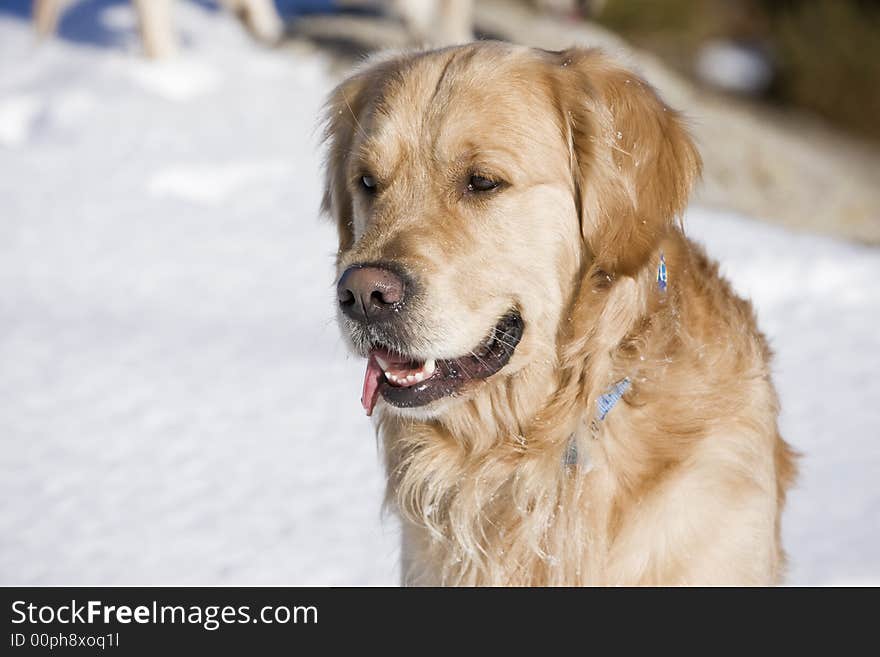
[552,48,701,274]
[321,55,406,254]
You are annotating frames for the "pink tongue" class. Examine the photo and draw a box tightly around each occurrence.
[361,355,383,416]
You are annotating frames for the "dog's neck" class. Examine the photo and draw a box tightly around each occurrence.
[377,247,669,584]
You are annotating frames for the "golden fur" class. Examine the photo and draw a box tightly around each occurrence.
[322,41,797,586]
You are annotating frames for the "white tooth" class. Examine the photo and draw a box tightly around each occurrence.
[405,374,415,383]
[414,372,424,382]
[375,355,390,370]
[423,359,436,376]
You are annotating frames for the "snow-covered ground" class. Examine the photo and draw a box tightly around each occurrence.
[1,3,877,586]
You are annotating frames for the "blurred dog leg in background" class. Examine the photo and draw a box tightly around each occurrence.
[32,0,284,58]
[391,0,473,45]
[133,0,178,58]
[33,0,68,38]
[218,0,284,44]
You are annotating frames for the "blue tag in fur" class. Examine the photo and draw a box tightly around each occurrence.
[657,252,668,292]
[596,378,631,421]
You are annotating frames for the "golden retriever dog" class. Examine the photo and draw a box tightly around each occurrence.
[323,41,797,586]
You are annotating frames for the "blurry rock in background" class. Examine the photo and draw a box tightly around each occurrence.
[593,0,880,143]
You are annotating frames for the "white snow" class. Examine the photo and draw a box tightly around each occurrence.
[1,3,877,586]
[0,94,41,147]
[124,59,224,101]
[148,161,293,205]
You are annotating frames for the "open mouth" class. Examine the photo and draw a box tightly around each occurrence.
[360,310,524,415]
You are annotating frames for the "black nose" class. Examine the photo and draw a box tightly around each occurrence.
[337,265,406,322]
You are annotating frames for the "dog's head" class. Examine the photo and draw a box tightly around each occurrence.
[322,42,699,418]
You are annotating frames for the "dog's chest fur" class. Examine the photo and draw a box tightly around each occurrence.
[378,236,794,586]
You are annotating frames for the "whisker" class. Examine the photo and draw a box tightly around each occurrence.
[491,327,519,340]
[489,336,519,350]
[458,355,476,379]
[490,328,520,350]
[468,349,492,373]
[342,91,367,139]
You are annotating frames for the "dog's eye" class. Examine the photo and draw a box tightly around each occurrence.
[467,175,500,193]
[361,175,377,193]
